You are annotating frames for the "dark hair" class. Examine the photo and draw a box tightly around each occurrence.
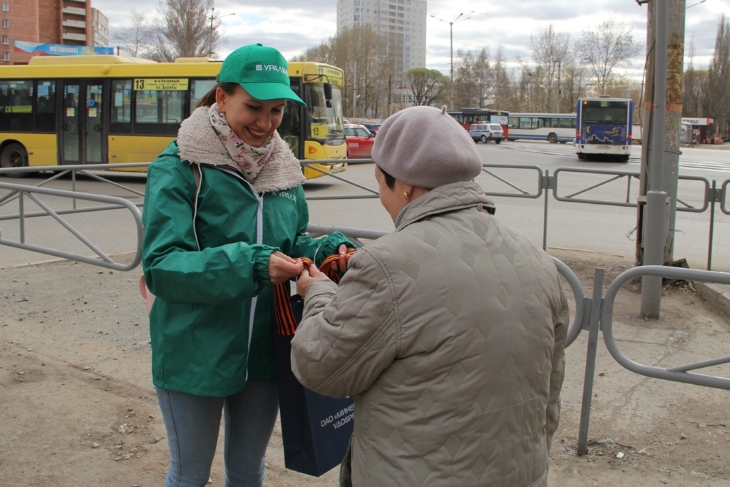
[194,82,239,108]
[379,166,396,189]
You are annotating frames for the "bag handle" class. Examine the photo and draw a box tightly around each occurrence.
[274,250,356,336]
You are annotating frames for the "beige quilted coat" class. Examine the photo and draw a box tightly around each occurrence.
[291,181,569,486]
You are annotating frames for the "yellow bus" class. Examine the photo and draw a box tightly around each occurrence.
[0,55,347,179]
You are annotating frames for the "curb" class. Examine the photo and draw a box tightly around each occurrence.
[696,282,730,319]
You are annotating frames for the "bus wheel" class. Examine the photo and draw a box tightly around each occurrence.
[577,153,585,160]
[0,143,29,178]
[495,139,501,144]
[547,133,558,144]
[480,135,488,144]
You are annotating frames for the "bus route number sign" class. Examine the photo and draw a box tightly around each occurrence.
[134,79,189,91]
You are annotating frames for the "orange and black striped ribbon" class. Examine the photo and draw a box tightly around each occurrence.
[274,250,356,336]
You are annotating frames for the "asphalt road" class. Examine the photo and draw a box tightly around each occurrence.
[1,140,729,270]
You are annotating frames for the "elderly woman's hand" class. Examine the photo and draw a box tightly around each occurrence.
[297,263,330,298]
[331,243,356,273]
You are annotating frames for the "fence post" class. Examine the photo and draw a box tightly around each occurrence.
[542,170,551,250]
[707,180,717,271]
[577,268,604,455]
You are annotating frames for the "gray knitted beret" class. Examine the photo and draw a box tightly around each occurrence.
[371,105,483,189]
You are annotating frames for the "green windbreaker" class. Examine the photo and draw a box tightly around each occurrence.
[142,141,350,396]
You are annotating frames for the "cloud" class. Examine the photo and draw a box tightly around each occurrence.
[92,0,723,73]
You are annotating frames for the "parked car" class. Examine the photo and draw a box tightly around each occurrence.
[362,123,382,135]
[344,124,376,158]
[467,123,503,144]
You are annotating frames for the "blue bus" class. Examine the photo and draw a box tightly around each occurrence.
[574,97,633,162]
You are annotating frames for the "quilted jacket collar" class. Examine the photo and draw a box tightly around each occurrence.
[395,181,496,230]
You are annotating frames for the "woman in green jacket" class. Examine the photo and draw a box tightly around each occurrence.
[141,44,352,487]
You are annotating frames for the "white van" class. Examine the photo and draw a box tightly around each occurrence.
[467,123,503,144]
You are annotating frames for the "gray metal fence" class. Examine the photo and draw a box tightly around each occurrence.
[1,166,729,461]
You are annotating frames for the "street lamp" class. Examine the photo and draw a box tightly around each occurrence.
[431,13,470,111]
[208,7,235,57]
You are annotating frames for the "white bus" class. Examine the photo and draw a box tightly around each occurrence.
[507,113,576,144]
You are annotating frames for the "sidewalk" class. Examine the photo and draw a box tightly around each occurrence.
[1,250,729,486]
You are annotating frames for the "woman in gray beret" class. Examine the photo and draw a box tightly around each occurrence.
[291,105,569,486]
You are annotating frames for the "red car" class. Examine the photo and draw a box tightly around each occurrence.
[344,124,375,159]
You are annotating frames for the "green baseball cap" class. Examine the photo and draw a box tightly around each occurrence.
[217,43,305,106]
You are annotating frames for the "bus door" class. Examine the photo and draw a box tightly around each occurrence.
[60,80,106,165]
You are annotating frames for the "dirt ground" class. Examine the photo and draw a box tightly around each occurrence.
[1,248,729,486]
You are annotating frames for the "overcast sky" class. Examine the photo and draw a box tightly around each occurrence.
[91,0,725,76]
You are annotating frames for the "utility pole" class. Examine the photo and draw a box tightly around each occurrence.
[636,0,686,318]
[555,60,561,113]
[387,74,392,117]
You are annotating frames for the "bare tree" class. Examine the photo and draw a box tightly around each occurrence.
[682,36,708,119]
[578,16,641,95]
[405,68,448,106]
[295,25,396,118]
[146,0,226,62]
[454,50,479,108]
[529,25,571,111]
[114,10,151,57]
[491,47,512,110]
[707,15,730,138]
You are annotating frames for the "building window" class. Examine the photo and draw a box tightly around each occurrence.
[2,19,8,28]
[2,35,7,44]
[2,52,8,61]
[1,3,7,12]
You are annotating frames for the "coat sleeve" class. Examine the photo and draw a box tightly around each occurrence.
[290,248,398,398]
[289,186,354,264]
[546,284,569,449]
[142,157,276,305]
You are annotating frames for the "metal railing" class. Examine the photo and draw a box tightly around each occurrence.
[2,171,729,464]
[0,181,143,271]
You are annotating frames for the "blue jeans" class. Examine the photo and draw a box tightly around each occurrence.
[155,382,279,487]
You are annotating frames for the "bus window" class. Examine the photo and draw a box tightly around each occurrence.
[191,79,216,111]
[36,80,56,132]
[0,80,34,132]
[508,117,518,129]
[536,118,545,129]
[559,117,574,128]
[111,80,132,123]
[136,89,185,124]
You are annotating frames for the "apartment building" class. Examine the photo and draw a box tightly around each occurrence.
[337,0,427,78]
[1,0,97,65]
[91,8,108,47]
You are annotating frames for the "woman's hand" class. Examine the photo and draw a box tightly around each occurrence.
[330,243,356,273]
[268,251,304,285]
[297,263,330,298]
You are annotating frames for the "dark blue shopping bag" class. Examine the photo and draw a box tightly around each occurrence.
[273,289,354,477]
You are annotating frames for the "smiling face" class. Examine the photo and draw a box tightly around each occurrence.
[215,85,285,147]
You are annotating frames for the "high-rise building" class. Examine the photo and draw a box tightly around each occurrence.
[91,8,108,48]
[1,0,97,65]
[336,0,427,79]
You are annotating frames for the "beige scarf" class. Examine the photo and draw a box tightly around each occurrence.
[209,103,275,182]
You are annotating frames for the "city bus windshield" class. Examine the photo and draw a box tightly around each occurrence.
[306,84,344,142]
[581,101,629,124]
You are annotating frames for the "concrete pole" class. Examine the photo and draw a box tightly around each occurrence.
[640,0,670,318]
[636,0,685,271]
[449,22,454,111]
